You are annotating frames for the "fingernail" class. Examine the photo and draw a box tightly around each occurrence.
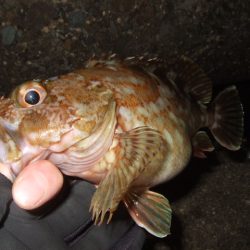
[13,170,48,209]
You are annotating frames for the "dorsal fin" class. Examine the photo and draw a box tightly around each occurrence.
[175,56,213,104]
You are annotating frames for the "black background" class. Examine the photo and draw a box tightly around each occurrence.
[0,1,249,249]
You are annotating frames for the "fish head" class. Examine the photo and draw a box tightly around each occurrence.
[0,73,116,177]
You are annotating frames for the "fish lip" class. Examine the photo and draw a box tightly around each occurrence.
[0,121,22,176]
[0,94,117,176]
[0,117,22,149]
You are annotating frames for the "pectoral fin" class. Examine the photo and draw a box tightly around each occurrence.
[90,126,167,225]
[124,190,172,238]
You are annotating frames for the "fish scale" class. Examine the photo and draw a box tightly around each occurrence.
[0,57,244,237]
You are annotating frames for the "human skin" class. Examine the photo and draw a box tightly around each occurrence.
[0,160,64,209]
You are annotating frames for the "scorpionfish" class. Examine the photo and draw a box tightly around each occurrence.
[0,57,244,237]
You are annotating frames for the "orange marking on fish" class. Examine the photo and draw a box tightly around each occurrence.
[116,94,141,108]
[0,57,243,238]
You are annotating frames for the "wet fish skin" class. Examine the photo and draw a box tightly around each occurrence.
[0,57,244,237]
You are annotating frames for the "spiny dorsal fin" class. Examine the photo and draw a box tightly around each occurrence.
[86,54,166,74]
[85,53,121,70]
[124,55,165,73]
[175,56,213,104]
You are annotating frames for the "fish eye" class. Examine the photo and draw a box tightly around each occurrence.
[15,82,47,108]
[24,90,40,105]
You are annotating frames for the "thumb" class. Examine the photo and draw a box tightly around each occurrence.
[12,160,63,210]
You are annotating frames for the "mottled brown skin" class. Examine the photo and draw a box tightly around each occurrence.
[0,59,208,183]
[0,59,218,237]
[75,62,206,187]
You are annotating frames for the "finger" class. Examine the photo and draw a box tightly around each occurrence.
[12,160,63,210]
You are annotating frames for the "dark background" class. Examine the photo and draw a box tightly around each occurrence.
[0,1,249,249]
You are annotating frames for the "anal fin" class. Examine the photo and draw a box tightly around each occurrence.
[124,190,172,238]
[192,131,215,158]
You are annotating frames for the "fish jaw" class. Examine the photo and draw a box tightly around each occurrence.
[0,119,51,178]
[0,100,117,178]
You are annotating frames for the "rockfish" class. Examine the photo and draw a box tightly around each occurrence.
[0,57,244,237]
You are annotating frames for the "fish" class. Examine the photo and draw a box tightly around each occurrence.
[0,56,244,237]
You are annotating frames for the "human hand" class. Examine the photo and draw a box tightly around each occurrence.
[0,169,146,249]
[0,160,63,209]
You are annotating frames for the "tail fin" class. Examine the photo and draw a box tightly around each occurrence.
[209,86,244,150]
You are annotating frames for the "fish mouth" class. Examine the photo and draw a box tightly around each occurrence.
[0,121,23,180]
[0,96,117,178]
[48,101,117,174]
[0,98,18,163]
[0,123,21,163]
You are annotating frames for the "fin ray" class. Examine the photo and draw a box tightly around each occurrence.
[90,126,167,225]
[175,56,212,104]
[192,131,215,158]
[209,86,244,150]
[124,190,172,238]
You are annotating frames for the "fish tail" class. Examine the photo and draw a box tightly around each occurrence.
[208,86,244,150]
